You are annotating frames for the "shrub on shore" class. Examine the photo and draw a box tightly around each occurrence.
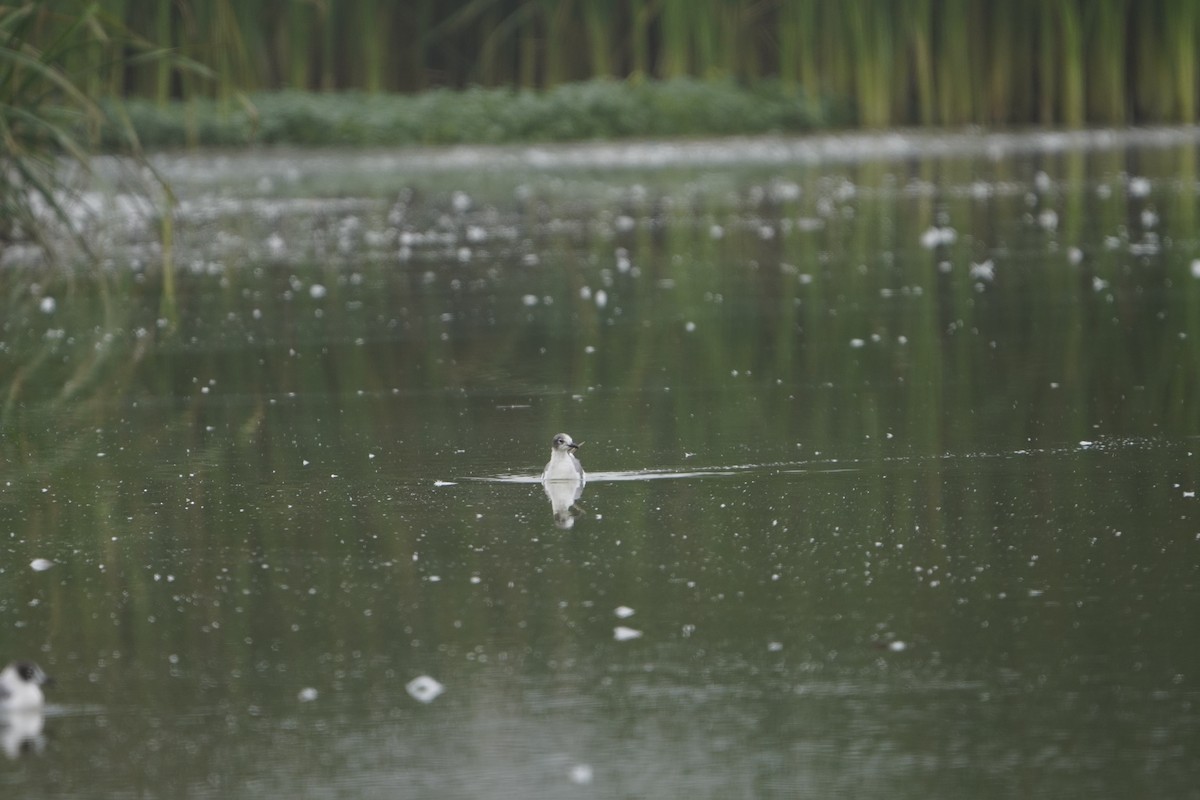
[104,79,832,150]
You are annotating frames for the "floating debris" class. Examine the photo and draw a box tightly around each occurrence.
[919,226,957,249]
[406,675,445,704]
[1128,176,1151,197]
[613,626,642,642]
[969,260,995,281]
[568,764,594,785]
[266,233,285,256]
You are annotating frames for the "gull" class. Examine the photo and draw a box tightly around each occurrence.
[541,433,585,483]
[0,662,52,712]
[541,433,585,528]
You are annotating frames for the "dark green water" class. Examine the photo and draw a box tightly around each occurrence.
[2,131,1199,798]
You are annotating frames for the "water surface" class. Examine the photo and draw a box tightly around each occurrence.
[2,130,1199,798]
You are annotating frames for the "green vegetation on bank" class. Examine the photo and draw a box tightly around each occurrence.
[39,0,1200,127]
[106,80,831,149]
[7,1,1200,254]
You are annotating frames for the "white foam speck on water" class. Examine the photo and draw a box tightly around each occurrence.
[1079,441,1094,448]
[969,260,995,281]
[849,338,865,349]
[39,297,56,314]
[522,294,539,306]
[406,675,445,704]
[919,226,956,249]
[433,480,457,487]
[614,626,642,642]
[768,641,783,652]
[888,640,908,652]
[297,687,319,702]
[568,764,594,785]
[30,558,54,572]
[614,606,635,619]
[1129,176,1151,197]
[1191,259,1200,278]
[309,283,327,299]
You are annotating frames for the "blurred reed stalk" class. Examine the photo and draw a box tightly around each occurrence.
[31,0,1195,127]
[1,3,206,261]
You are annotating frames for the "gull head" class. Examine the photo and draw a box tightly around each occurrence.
[551,433,581,453]
[0,661,52,711]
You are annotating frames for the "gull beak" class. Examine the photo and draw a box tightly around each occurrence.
[568,442,581,450]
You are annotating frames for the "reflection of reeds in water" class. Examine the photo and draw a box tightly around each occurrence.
[3,149,1200,493]
[7,138,1200,468]
[4,142,1200,702]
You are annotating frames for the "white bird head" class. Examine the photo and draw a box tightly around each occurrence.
[551,433,581,452]
[0,662,52,711]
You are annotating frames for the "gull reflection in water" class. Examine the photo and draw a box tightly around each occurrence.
[0,661,53,758]
[543,474,585,528]
[541,432,586,528]
[1,710,46,758]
